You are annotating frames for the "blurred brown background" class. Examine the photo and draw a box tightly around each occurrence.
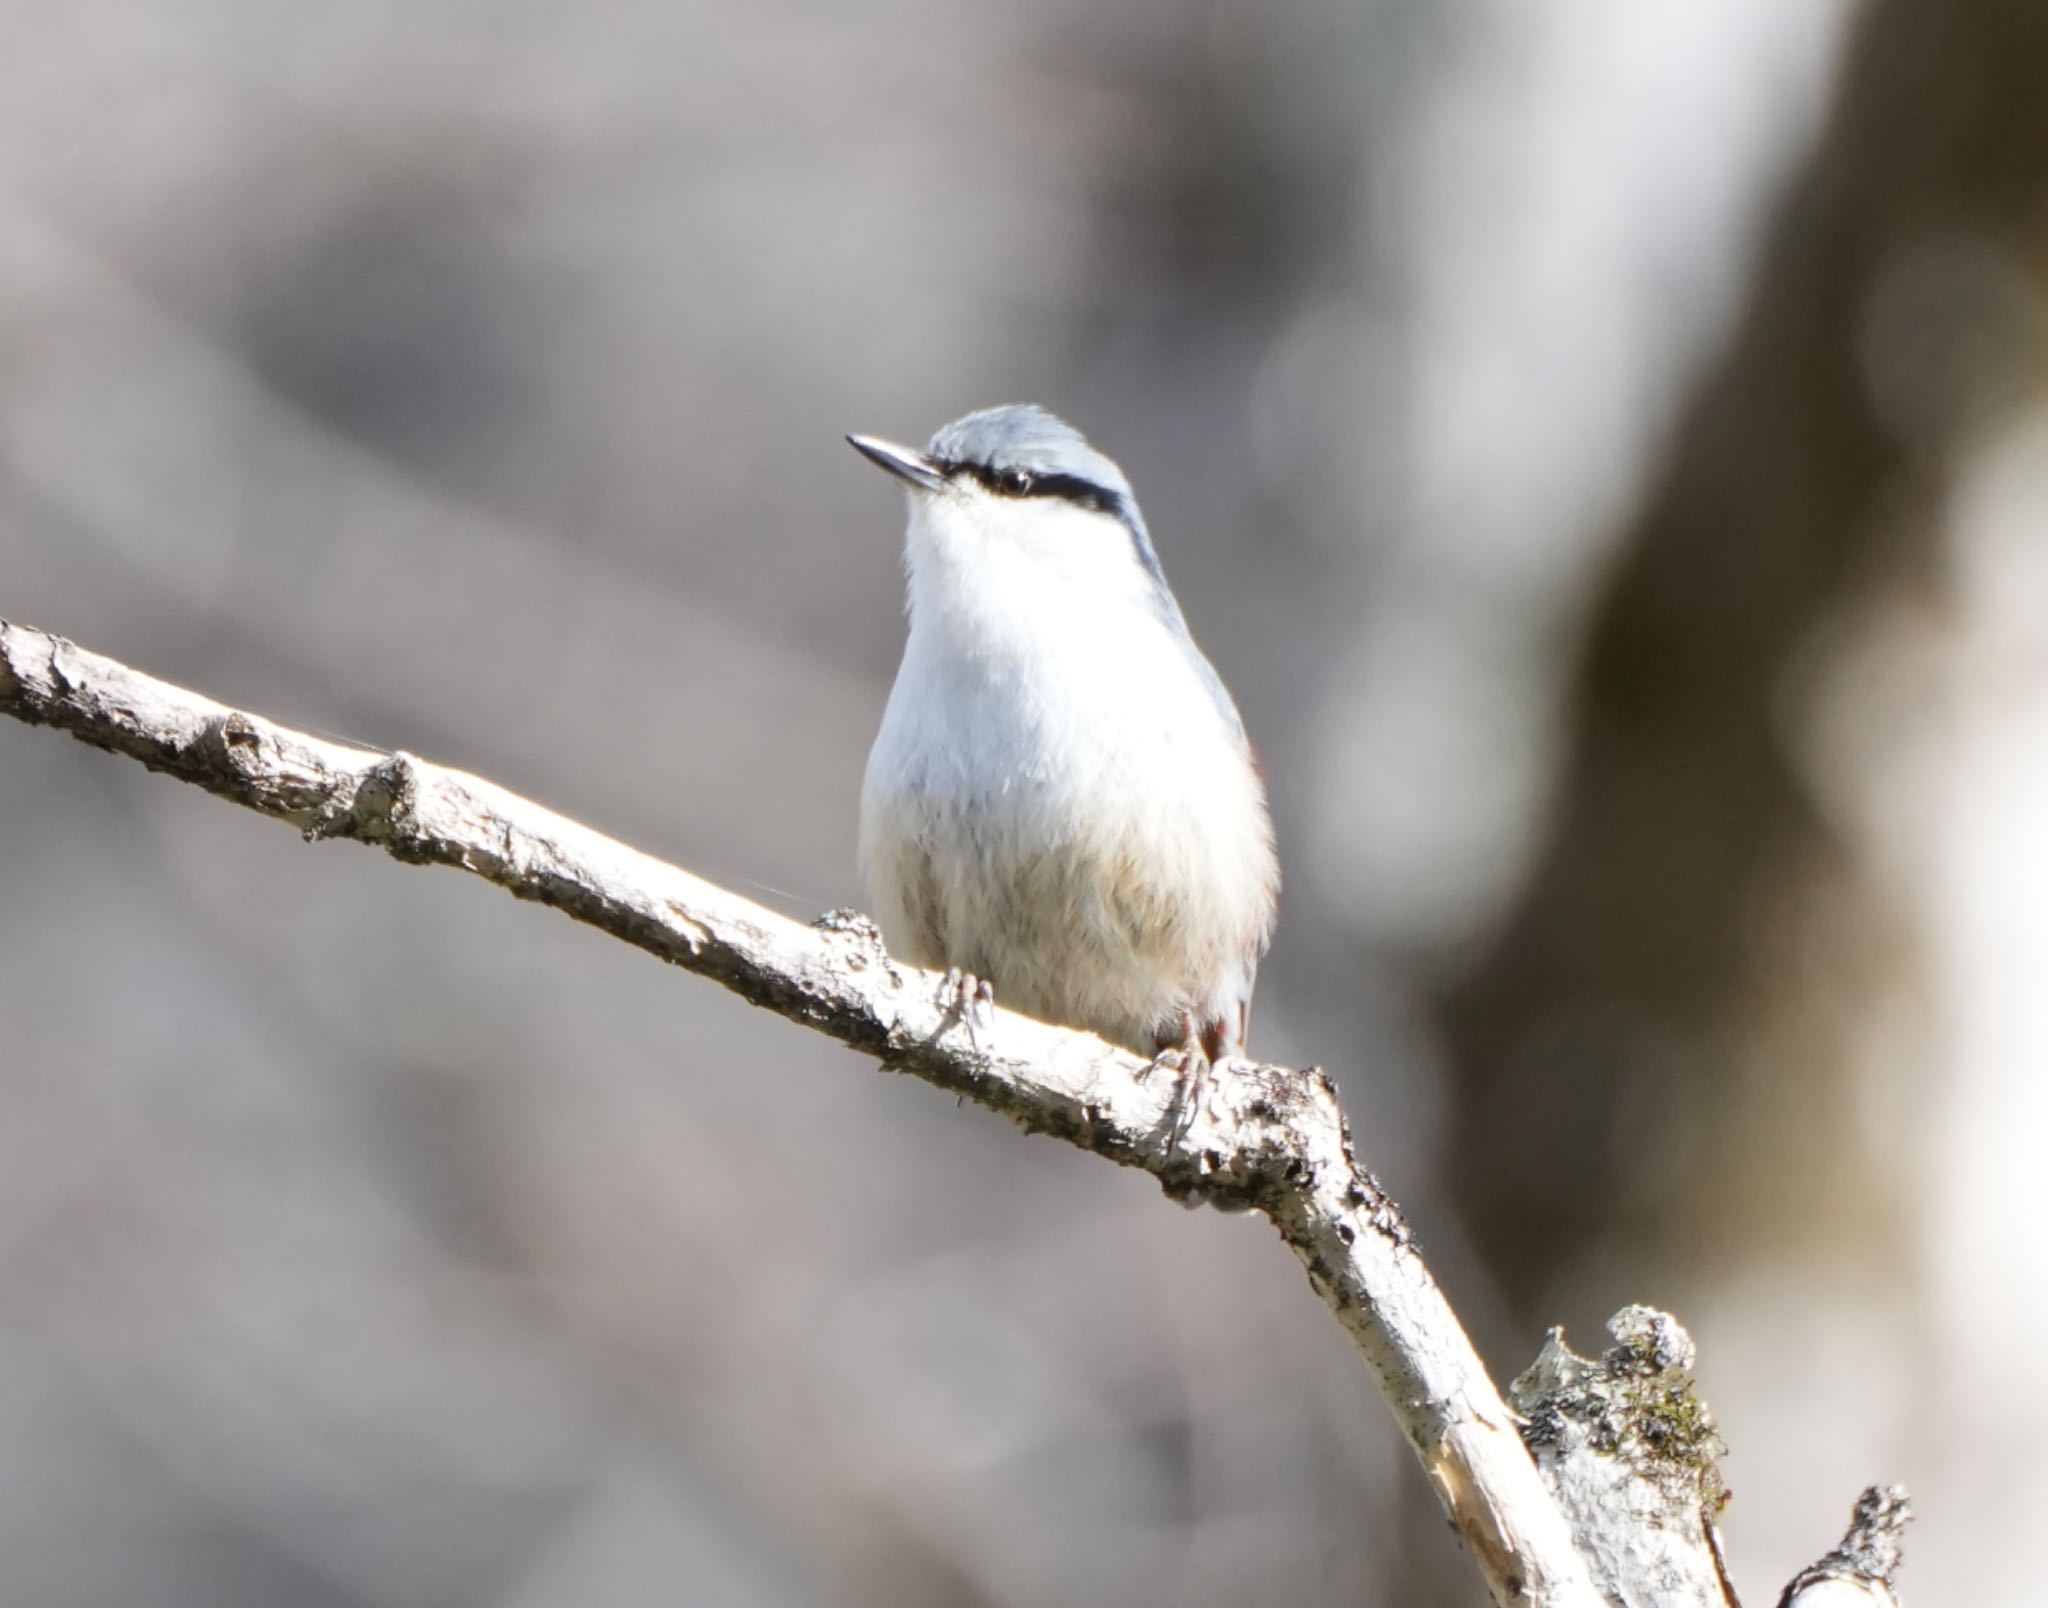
[4,0,2046,1603]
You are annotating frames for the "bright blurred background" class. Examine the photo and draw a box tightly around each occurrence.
[3,1,2044,1603]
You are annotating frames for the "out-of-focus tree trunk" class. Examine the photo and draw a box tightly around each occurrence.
[1437,0,2048,1318]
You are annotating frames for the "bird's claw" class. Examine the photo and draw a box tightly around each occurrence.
[1150,1043,1213,1154]
[938,966,997,1046]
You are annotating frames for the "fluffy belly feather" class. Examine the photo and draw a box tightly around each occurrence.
[861,772,1266,1055]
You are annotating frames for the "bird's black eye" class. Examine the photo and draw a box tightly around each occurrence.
[996,467,1034,497]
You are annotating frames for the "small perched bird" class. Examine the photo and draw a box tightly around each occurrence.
[849,404,1278,1062]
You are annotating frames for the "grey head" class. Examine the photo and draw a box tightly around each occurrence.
[847,404,1244,740]
[848,404,1173,596]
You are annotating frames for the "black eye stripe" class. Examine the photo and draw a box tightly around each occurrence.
[947,460,1124,516]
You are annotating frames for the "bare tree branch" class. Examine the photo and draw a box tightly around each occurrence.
[1779,1487,1912,1608]
[0,614,1602,1607]
[1511,1308,1737,1608]
[0,614,1914,1607]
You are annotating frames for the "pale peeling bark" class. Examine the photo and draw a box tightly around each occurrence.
[0,614,1910,1606]
[1512,1311,1916,1608]
[1511,1308,1736,1608]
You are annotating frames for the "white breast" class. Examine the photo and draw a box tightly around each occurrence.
[859,494,1277,1054]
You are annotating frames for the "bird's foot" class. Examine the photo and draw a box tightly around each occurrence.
[1147,1027,1215,1155]
[937,966,997,1047]
[1141,1041,1217,1210]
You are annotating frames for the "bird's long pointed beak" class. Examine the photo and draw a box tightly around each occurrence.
[847,433,945,492]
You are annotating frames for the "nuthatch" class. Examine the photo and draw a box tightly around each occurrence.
[850,405,1278,1063]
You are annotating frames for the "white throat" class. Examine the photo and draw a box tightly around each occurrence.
[902,492,1165,673]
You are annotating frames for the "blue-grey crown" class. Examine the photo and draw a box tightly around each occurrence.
[926,405,1168,587]
[927,405,1133,500]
